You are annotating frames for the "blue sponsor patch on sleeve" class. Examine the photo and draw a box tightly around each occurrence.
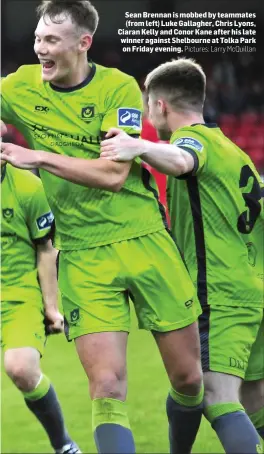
[117,108,142,130]
[36,211,54,231]
[174,137,204,152]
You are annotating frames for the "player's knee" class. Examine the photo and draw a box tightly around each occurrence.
[203,372,240,407]
[4,355,40,392]
[171,368,203,396]
[90,369,127,400]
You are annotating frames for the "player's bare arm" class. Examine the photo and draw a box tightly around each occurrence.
[101,128,195,177]
[37,239,63,334]
[1,142,131,192]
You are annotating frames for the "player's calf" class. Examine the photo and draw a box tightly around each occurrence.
[4,347,80,453]
[203,372,262,453]
[154,322,204,454]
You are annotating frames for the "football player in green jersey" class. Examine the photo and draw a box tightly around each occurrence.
[1,2,204,453]
[1,159,80,454]
[100,58,264,454]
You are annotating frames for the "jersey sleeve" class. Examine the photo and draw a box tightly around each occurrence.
[101,77,143,136]
[1,74,20,124]
[25,181,54,242]
[172,135,207,176]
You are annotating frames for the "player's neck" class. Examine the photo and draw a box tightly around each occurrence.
[52,59,91,89]
[169,112,205,132]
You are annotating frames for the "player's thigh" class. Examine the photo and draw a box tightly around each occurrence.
[245,311,264,382]
[199,304,262,380]
[153,321,202,392]
[75,331,128,399]
[125,230,201,332]
[58,248,130,341]
[1,300,46,357]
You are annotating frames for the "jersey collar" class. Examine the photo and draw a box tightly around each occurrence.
[191,123,218,128]
[49,60,96,93]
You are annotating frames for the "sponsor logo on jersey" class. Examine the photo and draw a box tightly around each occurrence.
[185,299,193,309]
[35,105,49,113]
[2,208,14,222]
[174,137,204,152]
[32,124,101,146]
[70,308,80,323]
[117,108,141,130]
[36,211,54,231]
[229,357,246,371]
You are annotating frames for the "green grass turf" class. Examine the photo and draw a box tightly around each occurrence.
[1,312,224,453]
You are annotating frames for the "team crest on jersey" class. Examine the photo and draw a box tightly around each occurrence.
[117,108,141,130]
[174,137,204,152]
[81,105,94,120]
[2,208,14,222]
[80,104,101,123]
[36,211,54,231]
[70,308,80,323]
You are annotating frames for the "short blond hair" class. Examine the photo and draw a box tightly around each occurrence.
[36,0,99,35]
[145,58,206,113]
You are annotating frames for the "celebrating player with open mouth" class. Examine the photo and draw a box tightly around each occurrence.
[100,58,264,454]
[1,2,205,453]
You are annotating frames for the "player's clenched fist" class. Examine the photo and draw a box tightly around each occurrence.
[44,309,64,335]
[100,127,144,161]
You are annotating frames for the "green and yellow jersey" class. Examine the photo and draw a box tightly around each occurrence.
[1,62,165,250]
[168,124,263,308]
[1,165,54,301]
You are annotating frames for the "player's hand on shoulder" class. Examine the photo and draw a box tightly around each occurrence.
[44,308,64,335]
[100,127,142,162]
[1,142,41,169]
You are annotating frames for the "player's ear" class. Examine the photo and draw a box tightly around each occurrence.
[157,99,166,115]
[79,33,92,53]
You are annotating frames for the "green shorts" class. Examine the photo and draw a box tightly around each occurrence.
[58,230,201,341]
[1,300,46,356]
[199,305,264,380]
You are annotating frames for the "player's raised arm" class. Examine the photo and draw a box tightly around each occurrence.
[1,74,144,191]
[101,128,196,177]
[1,142,131,192]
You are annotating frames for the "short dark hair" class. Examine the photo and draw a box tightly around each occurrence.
[145,58,206,113]
[36,0,99,35]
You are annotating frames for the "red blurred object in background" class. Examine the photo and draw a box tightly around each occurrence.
[220,114,264,172]
[6,124,28,147]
